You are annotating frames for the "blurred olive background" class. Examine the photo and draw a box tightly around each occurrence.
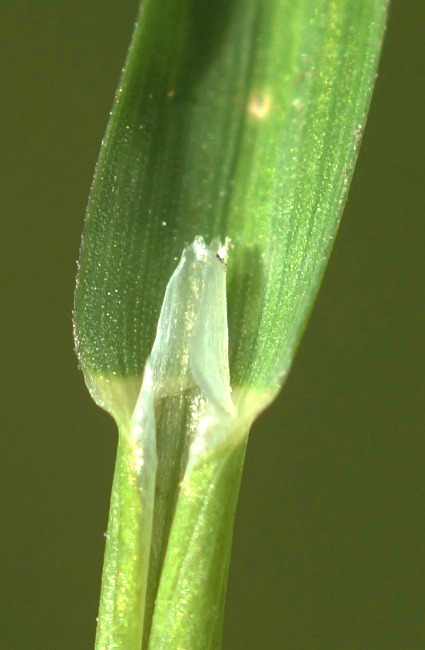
[0,1,423,648]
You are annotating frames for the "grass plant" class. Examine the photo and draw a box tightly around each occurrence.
[73,1,388,647]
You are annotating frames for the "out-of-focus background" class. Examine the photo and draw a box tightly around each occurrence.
[1,2,423,648]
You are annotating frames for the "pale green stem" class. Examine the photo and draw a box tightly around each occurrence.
[147,439,248,650]
[95,426,154,650]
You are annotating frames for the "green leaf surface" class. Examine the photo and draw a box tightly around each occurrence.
[73,0,387,648]
[74,0,386,396]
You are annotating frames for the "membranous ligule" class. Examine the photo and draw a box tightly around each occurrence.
[132,236,236,477]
